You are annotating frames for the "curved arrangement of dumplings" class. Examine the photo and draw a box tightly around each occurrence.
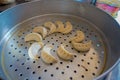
[28,42,44,60]
[44,21,56,35]
[32,26,48,38]
[71,41,92,52]
[70,31,85,42]
[25,20,92,64]
[41,44,57,64]
[31,21,73,38]
[25,33,42,42]
[57,44,73,60]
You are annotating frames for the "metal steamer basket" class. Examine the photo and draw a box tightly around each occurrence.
[0,0,120,80]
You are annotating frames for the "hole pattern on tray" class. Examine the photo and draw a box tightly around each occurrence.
[3,15,106,80]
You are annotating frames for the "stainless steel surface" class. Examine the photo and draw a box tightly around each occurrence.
[1,14,106,80]
[0,0,92,12]
[0,0,120,80]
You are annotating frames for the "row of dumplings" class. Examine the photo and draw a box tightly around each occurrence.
[25,21,73,42]
[24,21,73,64]
[24,21,92,64]
[28,42,74,64]
[25,31,92,64]
[70,30,92,52]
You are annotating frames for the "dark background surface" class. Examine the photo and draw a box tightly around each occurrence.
[0,0,30,12]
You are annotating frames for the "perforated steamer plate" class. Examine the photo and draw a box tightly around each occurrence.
[1,14,107,80]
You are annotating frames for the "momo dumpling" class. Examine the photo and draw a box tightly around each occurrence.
[55,21,65,33]
[33,26,48,38]
[70,30,85,42]
[57,44,73,60]
[72,41,92,52]
[41,44,57,64]
[25,33,42,42]
[62,21,73,34]
[28,42,44,60]
[44,21,56,35]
